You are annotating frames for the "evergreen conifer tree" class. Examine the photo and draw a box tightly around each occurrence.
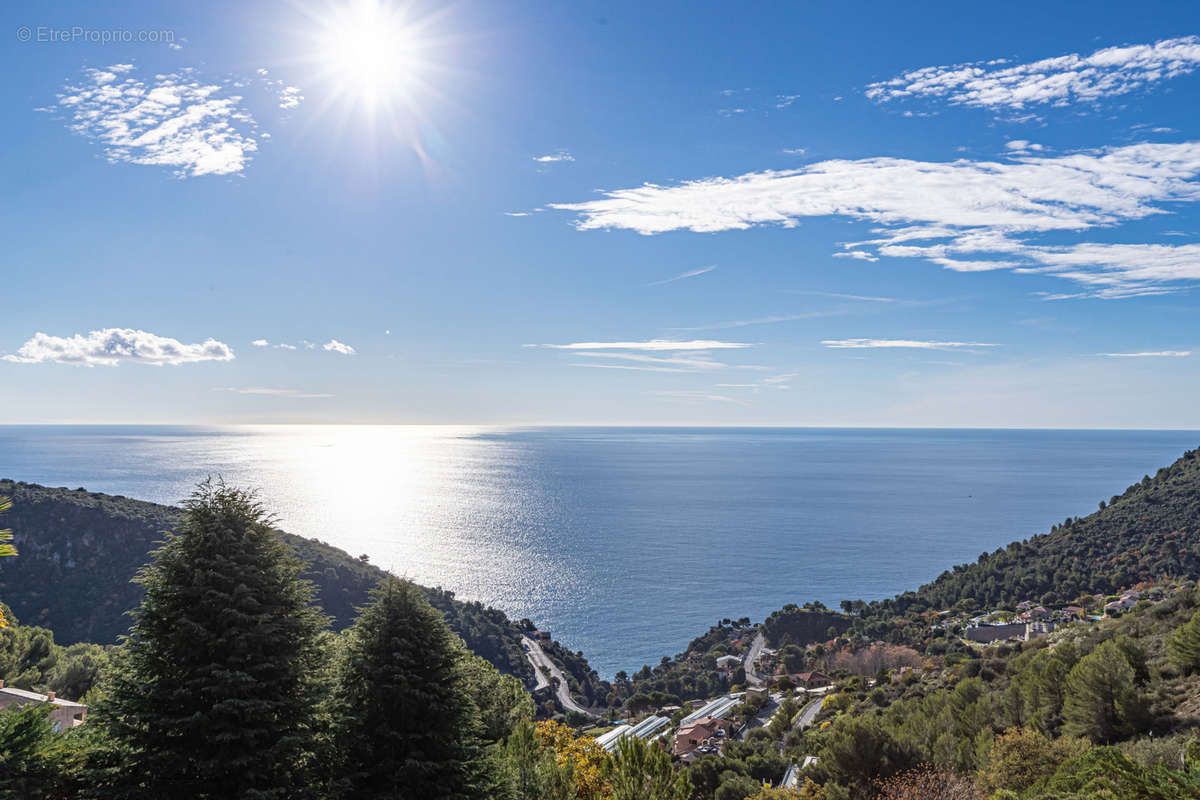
[98,480,328,799]
[1167,606,1200,673]
[1062,639,1145,743]
[331,577,488,800]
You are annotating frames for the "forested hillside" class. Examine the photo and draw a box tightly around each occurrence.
[868,446,1200,617]
[0,479,533,684]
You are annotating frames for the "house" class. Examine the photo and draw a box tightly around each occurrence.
[0,681,86,731]
[672,716,734,757]
[1062,606,1086,620]
[1105,597,1137,615]
[791,671,832,689]
[715,654,742,671]
[744,685,769,703]
[1025,621,1055,640]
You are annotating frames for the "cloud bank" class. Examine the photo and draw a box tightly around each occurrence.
[3,328,235,366]
[866,36,1200,111]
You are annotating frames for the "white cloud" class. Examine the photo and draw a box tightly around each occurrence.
[3,328,234,366]
[322,339,356,355]
[252,339,270,347]
[49,64,261,177]
[218,387,334,398]
[278,86,303,110]
[1098,350,1190,358]
[552,141,1200,297]
[533,150,574,163]
[822,338,997,350]
[533,339,752,351]
[648,265,717,285]
[278,343,297,350]
[866,36,1200,110]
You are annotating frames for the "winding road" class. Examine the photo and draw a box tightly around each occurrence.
[521,636,595,717]
[744,631,767,686]
[793,695,825,730]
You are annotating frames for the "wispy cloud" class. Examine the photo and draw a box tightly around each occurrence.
[716,372,798,392]
[322,339,356,355]
[673,311,843,331]
[217,387,334,398]
[866,36,1200,111]
[530,339,753,351]
[651,390,749,406]
[787,291,897,303]
[822,338,998,350]
[572,352,729,370]
[1098,350,1191,358]
[648,265,717,286]
[3,328,234,366]
[551,141,1200,298]
[252,339,270,347]
[48,64,262,177]
[533,150,574,163]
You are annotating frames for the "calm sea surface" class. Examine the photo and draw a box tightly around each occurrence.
[1,425,1196,676]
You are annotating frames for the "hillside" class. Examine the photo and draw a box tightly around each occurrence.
[867,446,1200,618]
[0,479,534,685]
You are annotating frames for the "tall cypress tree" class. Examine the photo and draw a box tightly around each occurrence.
[98,480,328,799]
[331,578,486,800]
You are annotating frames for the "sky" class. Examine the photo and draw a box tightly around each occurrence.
[2,0,1199,426]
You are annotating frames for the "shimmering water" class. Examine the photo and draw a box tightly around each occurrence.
[1,425,1195,677]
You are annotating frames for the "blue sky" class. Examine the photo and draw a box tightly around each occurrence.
[2,0,1199,426]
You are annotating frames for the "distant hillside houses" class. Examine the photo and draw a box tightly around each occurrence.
[962,584,1171,644]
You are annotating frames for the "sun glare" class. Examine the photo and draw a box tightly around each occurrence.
[314,0,428,113]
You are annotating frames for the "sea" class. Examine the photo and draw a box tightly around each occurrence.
[1,425,1196,678]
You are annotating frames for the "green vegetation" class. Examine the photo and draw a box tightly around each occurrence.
[864,447,1200,620]
[8,442,1200,797]
[330,577,490,799]
[96,481,329,798]
[0,479,533,687]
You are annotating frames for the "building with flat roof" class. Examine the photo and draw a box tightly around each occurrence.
[0,680,87,731]
[680,693,742,726]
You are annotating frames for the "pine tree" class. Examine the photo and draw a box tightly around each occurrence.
[331,578,488,800]
[1062,639,1145,743]
[1167,606,1200,674]
[608,735,692,800]
[98,480,328,799]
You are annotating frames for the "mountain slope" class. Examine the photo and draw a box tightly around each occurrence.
[0,479,534,684]
[872,446,1200,616]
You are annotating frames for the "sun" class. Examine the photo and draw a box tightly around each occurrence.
[311,0,431,114]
